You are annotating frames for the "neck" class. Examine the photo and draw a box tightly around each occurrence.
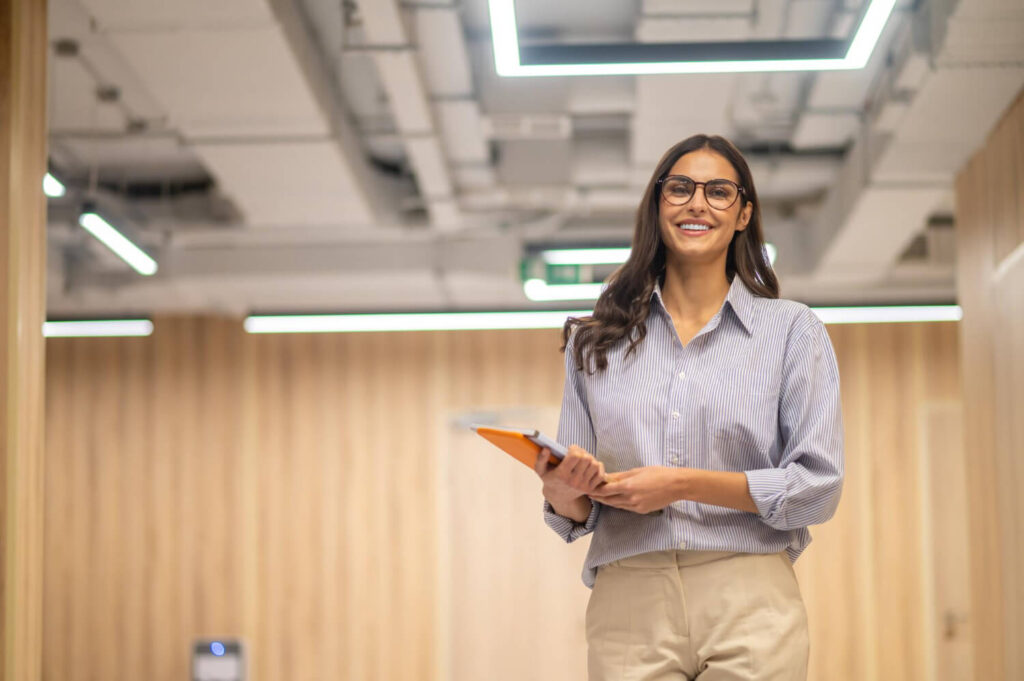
[660,259,731,324]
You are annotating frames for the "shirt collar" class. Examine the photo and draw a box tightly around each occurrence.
[651,274,756,336]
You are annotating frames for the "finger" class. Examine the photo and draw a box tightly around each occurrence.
[558,449,584,477]
[591,495,627,509]
[574,458,599,485]
[533,448,550,477]
[584,467,604,492]
[588,489,623,502]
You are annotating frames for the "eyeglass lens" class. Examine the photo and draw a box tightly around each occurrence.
[662,177,738,209]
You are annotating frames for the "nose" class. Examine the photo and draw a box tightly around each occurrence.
[687,185,710,211]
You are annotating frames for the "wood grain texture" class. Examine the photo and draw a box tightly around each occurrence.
[0,1,48,680]
[920,402,972,681]
[954,87,1024,681]
[42,318,962,681]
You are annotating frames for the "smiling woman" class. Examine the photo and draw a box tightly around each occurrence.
[565,134,778,372]
[532,134,844,681]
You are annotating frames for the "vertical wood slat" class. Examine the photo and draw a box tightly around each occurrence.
[955,87,1024,681]
[0,1,48,680]
[920,402,972,681]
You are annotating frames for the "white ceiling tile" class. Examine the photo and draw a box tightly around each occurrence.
[49,59,126,132]
[642,0,754,13]
[193,141,372,226]
[572,138,629,186]
[110,27,328,138]
[792,112,860,149]
[77,0,274,31]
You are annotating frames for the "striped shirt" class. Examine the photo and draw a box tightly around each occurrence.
[544,274,844,588]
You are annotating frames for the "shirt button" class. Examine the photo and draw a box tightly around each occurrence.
[678,370,686,379]
[671,410,680,419]
[678,540,687,550]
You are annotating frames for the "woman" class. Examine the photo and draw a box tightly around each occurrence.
[533,134,844,681]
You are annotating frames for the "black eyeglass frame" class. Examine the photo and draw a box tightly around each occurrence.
[656,174,747,210]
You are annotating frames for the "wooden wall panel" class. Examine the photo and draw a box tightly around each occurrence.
[1,1,48,680]
[43,317,963,681]
[955,87,1024,681]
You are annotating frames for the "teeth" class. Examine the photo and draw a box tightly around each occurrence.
[679,223,710,231]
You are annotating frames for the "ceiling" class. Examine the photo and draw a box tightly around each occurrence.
[44,0,1024,316]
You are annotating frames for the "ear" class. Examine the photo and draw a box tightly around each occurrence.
[736,201,753,232]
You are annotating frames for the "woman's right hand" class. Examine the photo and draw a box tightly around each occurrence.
[533,444,606,507]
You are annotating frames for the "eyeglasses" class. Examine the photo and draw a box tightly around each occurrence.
[657,174,745,210]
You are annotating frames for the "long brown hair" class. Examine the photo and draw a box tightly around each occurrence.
[563,134,779,372]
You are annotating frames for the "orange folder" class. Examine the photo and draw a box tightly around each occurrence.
[471,425,566,469]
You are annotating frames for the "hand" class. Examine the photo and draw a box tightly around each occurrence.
[587,466,681,514]
[533,444,606,507]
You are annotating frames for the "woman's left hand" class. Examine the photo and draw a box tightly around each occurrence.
[588,466,683,514]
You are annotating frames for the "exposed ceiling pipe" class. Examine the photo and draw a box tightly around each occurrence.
[355,0,464,230]
[266,0,406,225]
[807,0,1024,285]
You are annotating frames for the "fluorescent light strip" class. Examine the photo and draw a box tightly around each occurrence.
[78,213,158,276]
[812,306,962,325]
[489,0,895,76]
[541,245,778,267]
[243,304,962,334]
[541,248,632,265]
[244,310,594,334]
[43,320,154,338]
[844,0,898,67]
[43,173,66,198]
[524,279,606,301]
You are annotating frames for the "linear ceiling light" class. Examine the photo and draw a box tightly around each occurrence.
[244,310,595,334]
[540,245,778,267]
[489,0,896,76]
[523,279,605,302]
[244,304,962,334]
[43,320,154,338]
[541,248,632,265]
[812,305,962,325]
[78,212,158,276]
[43,173,66,198]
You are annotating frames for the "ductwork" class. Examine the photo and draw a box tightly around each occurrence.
[355,0,477,230]
[807,0,1024,285]
[73,0,391,228]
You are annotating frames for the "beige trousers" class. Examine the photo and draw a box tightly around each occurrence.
[586,550,809,681]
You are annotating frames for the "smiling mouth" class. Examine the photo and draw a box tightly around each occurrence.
[676,222,712,232]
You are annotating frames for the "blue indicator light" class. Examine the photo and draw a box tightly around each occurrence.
[210,641,226,656]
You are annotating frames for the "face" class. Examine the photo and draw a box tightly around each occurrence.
[657,148,753,269]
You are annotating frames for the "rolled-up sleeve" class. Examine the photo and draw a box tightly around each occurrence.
[544,332,602,542]
[744,311,844,531]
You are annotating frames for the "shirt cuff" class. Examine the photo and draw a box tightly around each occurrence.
[543,498,600,543]
[744,468,787,525]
